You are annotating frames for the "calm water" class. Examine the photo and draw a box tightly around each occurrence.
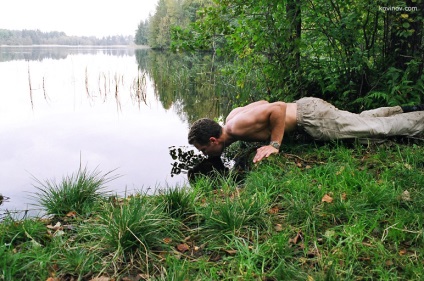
[0,46,203,215]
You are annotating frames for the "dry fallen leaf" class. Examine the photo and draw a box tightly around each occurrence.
[268,206,279,214]
[224,249,237,255]
[362,242,373,247]
[137,274,150,281]
[209,252,221,262]
[321,194,333,203]
[89,277,110,281]
[89,277,111,281]
[289,231,303,245]
[163,237,172,244]
[66,211,77,218]
[399,249,407,256]
[46,222,62,230]
[324,229,335,239]
[176,243,190,253]
[274,223,283,232]
[401,190,411,201]
[385,260,394,267]
[404,163,412,170]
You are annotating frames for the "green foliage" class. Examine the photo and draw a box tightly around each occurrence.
[157,0,424,108]
[135,20,149,45]
[357,61,424,108]
[142,0,213,49]
[146,0,196,49]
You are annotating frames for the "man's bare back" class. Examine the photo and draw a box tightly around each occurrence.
[224,101,298,142]
[219,101,297,162]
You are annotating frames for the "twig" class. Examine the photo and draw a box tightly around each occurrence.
[127,227,150,276]
[114,73,122,112]
[42,76,49,102]
[283,153,326,165]
[28,62,34,110]
[381,223,423,242]
[85,66,90,98]
[406,136,424,142]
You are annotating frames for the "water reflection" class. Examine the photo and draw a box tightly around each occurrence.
[0,45,140,62]
[0,46,239,217]
[0,47,187,215]
[169,146,204,177]
[0,194,10,206]
[135,49,235,124]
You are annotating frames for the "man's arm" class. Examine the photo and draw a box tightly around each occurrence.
[225,101,287,162]
[253,102,287,163]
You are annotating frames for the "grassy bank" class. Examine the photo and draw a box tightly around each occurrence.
[1,140,423,280]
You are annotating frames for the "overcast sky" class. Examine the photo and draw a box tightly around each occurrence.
[0,0,158,37]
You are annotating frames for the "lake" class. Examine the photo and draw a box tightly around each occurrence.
[0,46,231,217]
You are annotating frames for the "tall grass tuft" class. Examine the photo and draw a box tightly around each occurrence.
[32,166,118,217]
[199,184,272,241]
[98,196,181,254]
[156,186,196,220]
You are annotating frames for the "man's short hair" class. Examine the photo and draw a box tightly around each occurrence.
[188,118,222,145]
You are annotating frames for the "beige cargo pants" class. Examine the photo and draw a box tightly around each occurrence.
[296,97,424,141]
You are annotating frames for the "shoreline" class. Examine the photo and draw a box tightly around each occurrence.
[0,44,151,48]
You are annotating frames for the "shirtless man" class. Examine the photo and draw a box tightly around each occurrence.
[188,98,424,163]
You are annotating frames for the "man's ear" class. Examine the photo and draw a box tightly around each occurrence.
[209,137,218,144]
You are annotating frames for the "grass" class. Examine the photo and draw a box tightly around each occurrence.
[31,166,118,217]
[1,140,423,280]
[97,195,181,253]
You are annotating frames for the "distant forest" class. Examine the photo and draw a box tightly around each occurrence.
[0,29,134,45]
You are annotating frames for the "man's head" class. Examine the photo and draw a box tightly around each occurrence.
[188,118,224,157]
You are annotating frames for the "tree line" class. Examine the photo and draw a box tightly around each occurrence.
[134,0,210,48]
[0,29,134,45]
[137,0,423,109]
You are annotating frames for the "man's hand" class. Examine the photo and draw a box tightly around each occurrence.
[253,145,279,163]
